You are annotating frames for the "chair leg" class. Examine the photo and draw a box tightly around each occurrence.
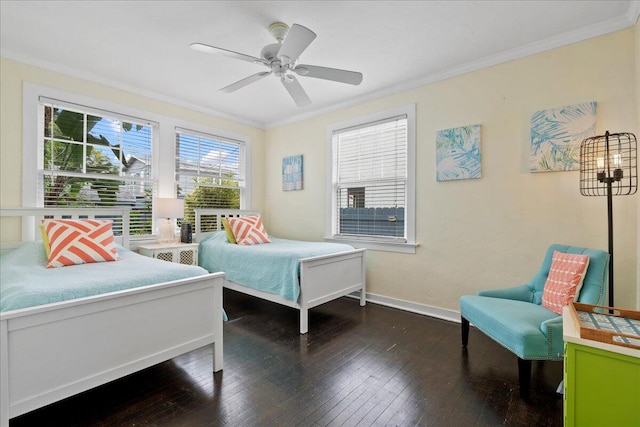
[461,317,470,347]
[517,358,532,400]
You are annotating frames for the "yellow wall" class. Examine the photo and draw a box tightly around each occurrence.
[264,28,639,311]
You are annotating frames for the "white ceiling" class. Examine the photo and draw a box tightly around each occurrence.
[1,1,638,129]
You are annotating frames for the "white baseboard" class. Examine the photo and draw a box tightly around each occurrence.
[348,291,461,324]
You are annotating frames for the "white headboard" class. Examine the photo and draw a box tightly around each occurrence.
[194,209,261,242]
[0,207,131,253]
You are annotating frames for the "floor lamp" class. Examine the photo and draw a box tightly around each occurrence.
[579,131,637,307]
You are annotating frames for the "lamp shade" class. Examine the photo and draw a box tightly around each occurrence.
[154,198,185,219]
[580,132,637,197]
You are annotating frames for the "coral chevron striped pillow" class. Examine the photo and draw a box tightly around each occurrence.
[227,215,271,245]
[42,219,120,268]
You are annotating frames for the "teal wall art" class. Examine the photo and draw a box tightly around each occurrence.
[436,124,481,182]
[282,154,303,191]
[529,102,597,172]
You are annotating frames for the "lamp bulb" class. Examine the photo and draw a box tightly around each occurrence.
[612,153,622,167]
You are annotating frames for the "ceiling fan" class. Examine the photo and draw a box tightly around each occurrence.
[190,22,363,107]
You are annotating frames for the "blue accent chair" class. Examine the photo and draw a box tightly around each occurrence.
[459,244,609,399]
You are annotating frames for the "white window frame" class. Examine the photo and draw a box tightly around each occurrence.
[22,83,252,238]
[174,124,250,208]
[325,104,417,254]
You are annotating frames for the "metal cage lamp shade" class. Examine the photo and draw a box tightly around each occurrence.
[579,131,637,307]
[154,198,185,243]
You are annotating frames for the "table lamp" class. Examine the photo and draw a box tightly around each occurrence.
[155,198,185,243]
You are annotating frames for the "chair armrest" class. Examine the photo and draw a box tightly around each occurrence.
[540,316,564,359]
[477,284,534,303]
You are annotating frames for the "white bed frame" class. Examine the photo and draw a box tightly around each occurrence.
[0,208,224,427]
[195,209,366,334]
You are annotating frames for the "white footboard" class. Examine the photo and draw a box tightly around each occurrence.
[298,248,366,334]
[0,273,224,426]
[222,248,366,334]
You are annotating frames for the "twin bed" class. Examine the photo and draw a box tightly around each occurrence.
[194,209,366,335]
[0,207,366,425]
[0,207,224,427]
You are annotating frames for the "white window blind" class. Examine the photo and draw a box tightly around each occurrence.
[175,127,244,230]
[39,98,155,235]
[332,115,408,241]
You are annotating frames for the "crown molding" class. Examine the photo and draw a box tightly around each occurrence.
[1,49,267,130]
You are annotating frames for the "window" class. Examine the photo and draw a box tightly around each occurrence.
[39,97,155,235]
[327,105,416,253]
[175,127,245,231]
[23,84,252,241]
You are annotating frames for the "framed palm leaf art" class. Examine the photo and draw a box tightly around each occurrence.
[436,124,481,182]
[529,102,597,172]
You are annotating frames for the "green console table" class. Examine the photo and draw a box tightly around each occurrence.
[562,306,640,427]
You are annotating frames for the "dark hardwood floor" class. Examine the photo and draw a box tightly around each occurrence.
[11,289,563,426]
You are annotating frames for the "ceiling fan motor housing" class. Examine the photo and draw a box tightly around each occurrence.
[261,43,289,77]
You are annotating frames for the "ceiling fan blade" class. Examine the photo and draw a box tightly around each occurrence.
[281,75,311,107]
[221,71,271,93]
[277,24,316,64]
[190,42,265,65]
[294,64,363,85]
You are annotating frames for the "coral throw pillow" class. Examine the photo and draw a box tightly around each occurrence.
[541,251,590,314]
[42,219,120,268]
[227,215,270,245]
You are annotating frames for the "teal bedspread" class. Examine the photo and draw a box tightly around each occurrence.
[1,241,210,312]
[198,232,355,301]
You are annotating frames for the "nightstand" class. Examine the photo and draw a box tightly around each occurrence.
[138,242,199,266]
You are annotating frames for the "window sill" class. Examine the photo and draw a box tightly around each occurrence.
[323,237,418,254]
